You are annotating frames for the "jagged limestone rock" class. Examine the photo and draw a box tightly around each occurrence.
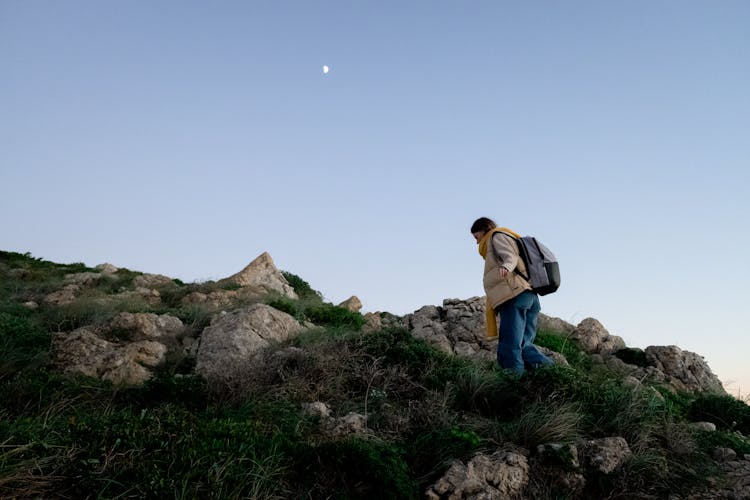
[303,402,332,419]
[108,312,185,340]
[538,314,576,334]
[95,263,119,275]
[362,311,406,333]
[327,412,369,438]
[64,272,102,286]
[338,295,362,313]
[133,273,174,288]
[579,437,632,474]
[219,252,297,299]
[403,297,567,366]
[425,447,530,500]
[50,313,186,386]
[645,345,726,394]
[570,317,626,355]
[52,328,167,386]
[181,290,240,309]
[43,284,81,305]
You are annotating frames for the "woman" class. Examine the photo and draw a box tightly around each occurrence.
[471,217,553,375]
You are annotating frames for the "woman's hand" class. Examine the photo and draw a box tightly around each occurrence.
[499,267,509,279]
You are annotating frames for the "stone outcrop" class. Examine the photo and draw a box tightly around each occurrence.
[403,297,566,365]
[219,252,297,299]
[133,273,174,289]
[538,314,576,334]
[645,345,725,394]
[425,447,530,499]
[108,312,184,340]
[95,263,119,275]
[64,272,102,287]
[604,346,726,395]
[303,401,332,419]
[327,412,370,438]
[570,317,626,355]
[181,290,240,309]
[400,297,724,395]
[51,312,187,386]
[578,437,632,475]
[195,304,306,381]
[407,297,492,359]
[338,295,362,313]
[362,311,406,333]
[43,284,81,305]
[301,402,371,438]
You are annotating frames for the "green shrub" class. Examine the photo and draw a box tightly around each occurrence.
[0,312,50,378]
[536,330,591,368]
[294,438,417,499]
[406,426,483,487]
[689,394,750,434]
[304,303,364,330]
[39,293,150,332]
[0,251,91,276]
[505,400,583,448]
[281,271,323,301]
[451,366,523,419]
[268,297,365,330]
[267,297,303,320]
[695,429,750,456]
[60,405,292,499]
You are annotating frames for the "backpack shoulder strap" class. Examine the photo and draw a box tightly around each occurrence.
[491,231,530,281]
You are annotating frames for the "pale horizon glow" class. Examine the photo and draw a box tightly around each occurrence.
[1,1,748,397]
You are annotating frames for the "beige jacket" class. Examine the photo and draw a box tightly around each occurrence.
[483,232,532,310]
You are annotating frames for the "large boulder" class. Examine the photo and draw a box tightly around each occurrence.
[603,345,726,395]
[570,318,626,355]
[406,297,490,358]
[133,273,174,289]
[425,447,530,499]
[52,328,167,386]
[195,303,306,381]
[219,252,297,299]
[43,284,81,305]
[64,272,102,286]
[50,313,187,386]
[362,311,407,333]
[338,295,363,313]
[538,314,576,334]
[578,437,632,475]
[645,345,726,394]
[95,263,119,275]
[181,290,240,309]
[108,312,185,340]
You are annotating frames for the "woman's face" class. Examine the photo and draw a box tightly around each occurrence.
[472,231,485,243]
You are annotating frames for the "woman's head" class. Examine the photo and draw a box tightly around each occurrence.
[471,217,496,242]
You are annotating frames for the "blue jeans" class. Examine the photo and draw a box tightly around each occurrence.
[495,291,553,375]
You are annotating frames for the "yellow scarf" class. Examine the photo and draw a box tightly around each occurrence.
[477,227,522,339]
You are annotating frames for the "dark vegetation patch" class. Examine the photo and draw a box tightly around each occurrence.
[613,347,650,368]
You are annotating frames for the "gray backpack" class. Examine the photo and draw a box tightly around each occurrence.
[497,232,561,296]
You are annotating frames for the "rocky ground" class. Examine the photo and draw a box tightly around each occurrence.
[3,250,749,499]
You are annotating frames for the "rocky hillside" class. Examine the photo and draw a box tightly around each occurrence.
[1,250,749,499]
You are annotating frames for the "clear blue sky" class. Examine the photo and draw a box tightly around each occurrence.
[2,1,749,395]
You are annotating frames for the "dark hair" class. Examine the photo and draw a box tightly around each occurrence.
[471,217,496,234]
